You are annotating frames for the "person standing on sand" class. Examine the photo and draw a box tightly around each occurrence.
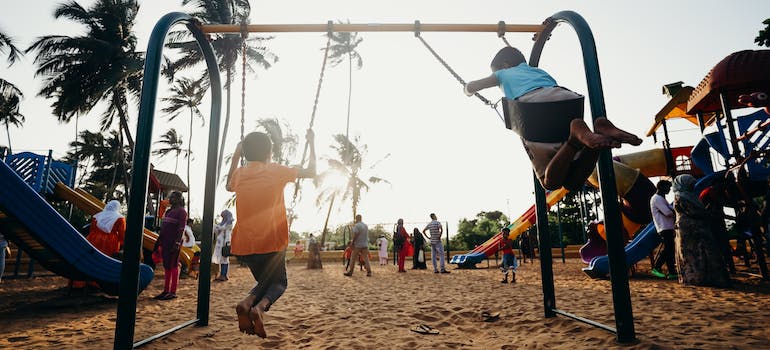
[395,219,412,272]
[411,228,427,269]
[212,209,233,282]
[226,130,316,338]
[650,180,677,279]
[344,214,372,277]
[377,234,388,265]
[423,213,449,274]
[154,191,187,300]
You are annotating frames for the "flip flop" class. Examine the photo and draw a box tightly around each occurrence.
[410,324,439,335]
[481,311,500,322]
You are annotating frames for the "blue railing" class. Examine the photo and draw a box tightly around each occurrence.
[4,151,75,194]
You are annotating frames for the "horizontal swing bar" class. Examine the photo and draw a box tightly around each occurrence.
[200,22,545,34]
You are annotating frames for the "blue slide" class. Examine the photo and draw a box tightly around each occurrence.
[582,222,660,278]
[582,172,722,278]
[0,161,154,295]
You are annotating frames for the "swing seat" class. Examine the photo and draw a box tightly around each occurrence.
[503,96,585,143]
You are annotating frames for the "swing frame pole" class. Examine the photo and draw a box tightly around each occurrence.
[201,22,545,34]
[529,11,635,344]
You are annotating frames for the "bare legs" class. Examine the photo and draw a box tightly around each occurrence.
[542,118,641,191]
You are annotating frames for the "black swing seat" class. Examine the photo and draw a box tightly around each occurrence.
[502,95,585,143]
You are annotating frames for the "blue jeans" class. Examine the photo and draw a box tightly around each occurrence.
[430,242,446,272]
[0,239,7,282]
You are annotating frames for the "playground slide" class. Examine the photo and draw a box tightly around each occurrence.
[53,183,195,269]
[582,171,723,278]
[450,188,569,267]
[0,161,154,295]
[581,222,659,278]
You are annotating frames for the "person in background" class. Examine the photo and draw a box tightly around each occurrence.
[395,219,412,272]
[411,228,427,270]
[342,241,353,269]
[377,233,389,265]
[650,180,677,279]
[213,210,234,282]
[499,228,518,283]
[181,218,199,278]
[344,214,372,277]
[423,213,449,274]
[293,240,304,260]
[0,233,8,283]
[154,191,188,300]
[72,200,127,289]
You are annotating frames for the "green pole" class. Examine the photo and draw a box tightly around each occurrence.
[533,173,555,317]
[529,10,635,343]
[115,12,222,349]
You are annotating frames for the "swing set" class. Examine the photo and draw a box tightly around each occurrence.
[116,11,635,349]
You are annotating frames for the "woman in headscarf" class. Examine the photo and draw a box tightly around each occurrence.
[213,209,234,281]
[88,200,126,258]
[71,200,127,289]
[411,228,427,270]
[673,174,730,287]
[155,191,188,300]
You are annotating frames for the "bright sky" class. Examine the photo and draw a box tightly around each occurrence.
[3,0,770,235]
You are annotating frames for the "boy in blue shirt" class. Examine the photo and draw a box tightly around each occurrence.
[465,47,641,191]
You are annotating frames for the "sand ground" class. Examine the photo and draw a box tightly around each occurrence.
[1,257,770,349]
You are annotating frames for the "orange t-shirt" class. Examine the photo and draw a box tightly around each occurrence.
[229,162,298,255]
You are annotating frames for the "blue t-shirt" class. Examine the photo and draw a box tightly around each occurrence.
[494,63,557,99]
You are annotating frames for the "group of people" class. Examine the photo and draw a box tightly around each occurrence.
[344,213,451,277]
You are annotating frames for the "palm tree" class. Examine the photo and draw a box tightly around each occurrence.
[26,0,143,200]
[327,22,363,138]
[0,92,24,153]
[0,28,23,98]
[26,0,143,149]
[167,0,278,184]
[756,18,770,47]
[162,76,206,211]
[315,134,389,245]
[66,130,129,201]
[153,128,188,173]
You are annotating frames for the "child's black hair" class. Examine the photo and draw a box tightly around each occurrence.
[490,47,527,71]
[242,132,272,162]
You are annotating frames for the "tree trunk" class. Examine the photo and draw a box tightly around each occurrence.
[320,195,335,248]
[216,68,233,184]
[187,108,193,213]
[4,121,11,154]
[345,54,353,138]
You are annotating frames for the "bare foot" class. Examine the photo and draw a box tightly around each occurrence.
[594,118,642,146]
[236,301,256,335]
[249,304,267,338]
[569,119,616,149]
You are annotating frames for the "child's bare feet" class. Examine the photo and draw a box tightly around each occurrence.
[594,118,642,146]
[249,302,268,338]
[236,301,256,335]
[569,119,617,149]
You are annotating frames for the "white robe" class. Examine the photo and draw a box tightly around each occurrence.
[378,237,389,258]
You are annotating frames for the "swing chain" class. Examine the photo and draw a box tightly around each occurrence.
[239,22,249,166]
[290,26,333,209]
[414,21,504,122]
[498,21,512,47]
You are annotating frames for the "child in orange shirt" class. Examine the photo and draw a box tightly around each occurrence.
[226,130,316,338]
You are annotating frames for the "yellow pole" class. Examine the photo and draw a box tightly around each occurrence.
[201,22,545,34]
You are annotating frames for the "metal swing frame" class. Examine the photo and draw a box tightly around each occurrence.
[115,10,634,349]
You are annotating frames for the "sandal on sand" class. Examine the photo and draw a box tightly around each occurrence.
[481,311,500,322]
[410,324,439,335]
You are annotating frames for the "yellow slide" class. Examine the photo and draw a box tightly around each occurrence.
[53,183,194,268]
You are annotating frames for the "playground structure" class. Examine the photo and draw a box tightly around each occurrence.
[0,152,155,295]
[104,10,641,349]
